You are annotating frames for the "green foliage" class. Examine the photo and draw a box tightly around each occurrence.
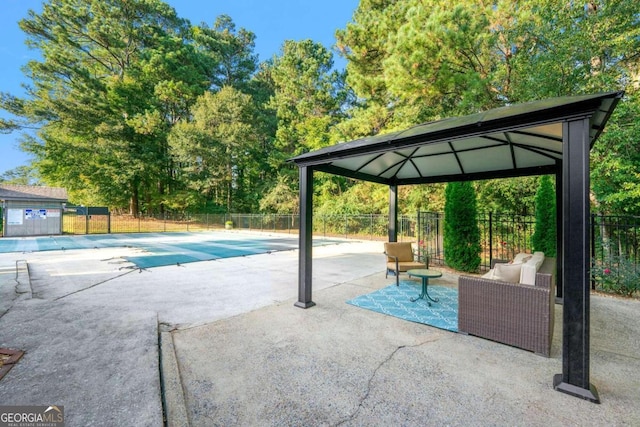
[443,182,481,272]
[475,178,538,215]
[383,2,503,119]
[259,175,299,214]
[591,256,640,297]
[401,184,446,214]
[0,166,39,185]
[264,39,354,213]
[192,15,258,91]
[315,180,388,216]
[591,91,640,215]
[510,0,640,101]
[168,86,262,213]
[7,0,210,214]
[268,39,348,156]
[532,175,556,256]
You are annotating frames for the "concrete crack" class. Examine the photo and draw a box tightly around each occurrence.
[334,336,440,426]
[53,268,141,301]
[0,260,30,320]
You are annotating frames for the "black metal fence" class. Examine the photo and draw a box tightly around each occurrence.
[590,214,640,295]
[591,214,640,263]
[416,212,536,272]
[61,211,418,241]
[417,211,640,294]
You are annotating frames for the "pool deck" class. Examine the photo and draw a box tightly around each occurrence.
[0,231,639,426]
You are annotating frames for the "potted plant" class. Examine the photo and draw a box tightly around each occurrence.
[225,220,233,230]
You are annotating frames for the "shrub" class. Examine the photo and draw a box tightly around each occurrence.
[591,256,640,297]
[532,175,556,256]
[444,182,481,272]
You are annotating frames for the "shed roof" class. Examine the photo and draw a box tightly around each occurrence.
[289,91,623,184]
[0,184,68,202]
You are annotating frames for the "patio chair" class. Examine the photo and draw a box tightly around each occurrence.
[384,242,427,286]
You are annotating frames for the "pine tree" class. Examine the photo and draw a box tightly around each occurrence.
[444,181,481,272]
[532,175,557,256]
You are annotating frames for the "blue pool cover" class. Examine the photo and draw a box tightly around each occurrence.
[0,232,342,269]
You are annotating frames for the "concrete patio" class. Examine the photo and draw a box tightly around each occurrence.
[0,232,638,426]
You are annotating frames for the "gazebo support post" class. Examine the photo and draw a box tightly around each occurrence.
[555,164,563,302]
[295,166,315,309]
[389,184,398,242]
[553,118,599,403]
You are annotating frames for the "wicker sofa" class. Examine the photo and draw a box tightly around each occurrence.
[457,257,556,357]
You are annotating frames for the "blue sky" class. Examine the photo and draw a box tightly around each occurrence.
[0,0,358,176]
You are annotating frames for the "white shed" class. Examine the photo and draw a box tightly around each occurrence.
[0,185,68,237]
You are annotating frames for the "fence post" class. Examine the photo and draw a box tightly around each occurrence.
[417,212,421,260]
[370,213,374,240]
[488,212,493,268]
[344,214,348,239]
[591,213,596,290]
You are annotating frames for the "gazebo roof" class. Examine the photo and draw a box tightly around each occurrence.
[290,91,623,184]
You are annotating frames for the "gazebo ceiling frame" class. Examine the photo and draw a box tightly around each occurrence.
[289,91,624,404]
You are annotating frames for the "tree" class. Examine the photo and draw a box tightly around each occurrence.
[261,39,351,211]
[475,177,539,215]
[591,90,640,215]
[531,175,556,257]
[0,166,39,185]
[333,0,639,218]
[192,15,259,91]
[383,1,506,120]
[168,86,260,213]
[444,181,481,272]
[3,0,637,218]
[1,0,211,214]
[509,0,640,101]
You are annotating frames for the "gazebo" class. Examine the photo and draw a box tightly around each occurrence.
[289,91,624,403]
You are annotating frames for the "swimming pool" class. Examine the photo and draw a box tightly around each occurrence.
[0,232,343,268]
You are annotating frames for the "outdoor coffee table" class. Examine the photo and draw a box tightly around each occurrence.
[406,269,442,305]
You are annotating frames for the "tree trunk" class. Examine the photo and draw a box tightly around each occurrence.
[130,185,140,218]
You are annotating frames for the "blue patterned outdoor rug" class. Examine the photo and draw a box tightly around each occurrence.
[346,281,458,332]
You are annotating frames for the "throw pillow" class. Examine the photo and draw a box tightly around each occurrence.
[513,253,532,264]
[519,263,537,285]
[481,269,495,279]
[493,262,522,283]
[520,256,545,285]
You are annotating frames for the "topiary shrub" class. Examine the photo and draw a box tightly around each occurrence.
[532,175,556,256]
[444,181,481,272]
